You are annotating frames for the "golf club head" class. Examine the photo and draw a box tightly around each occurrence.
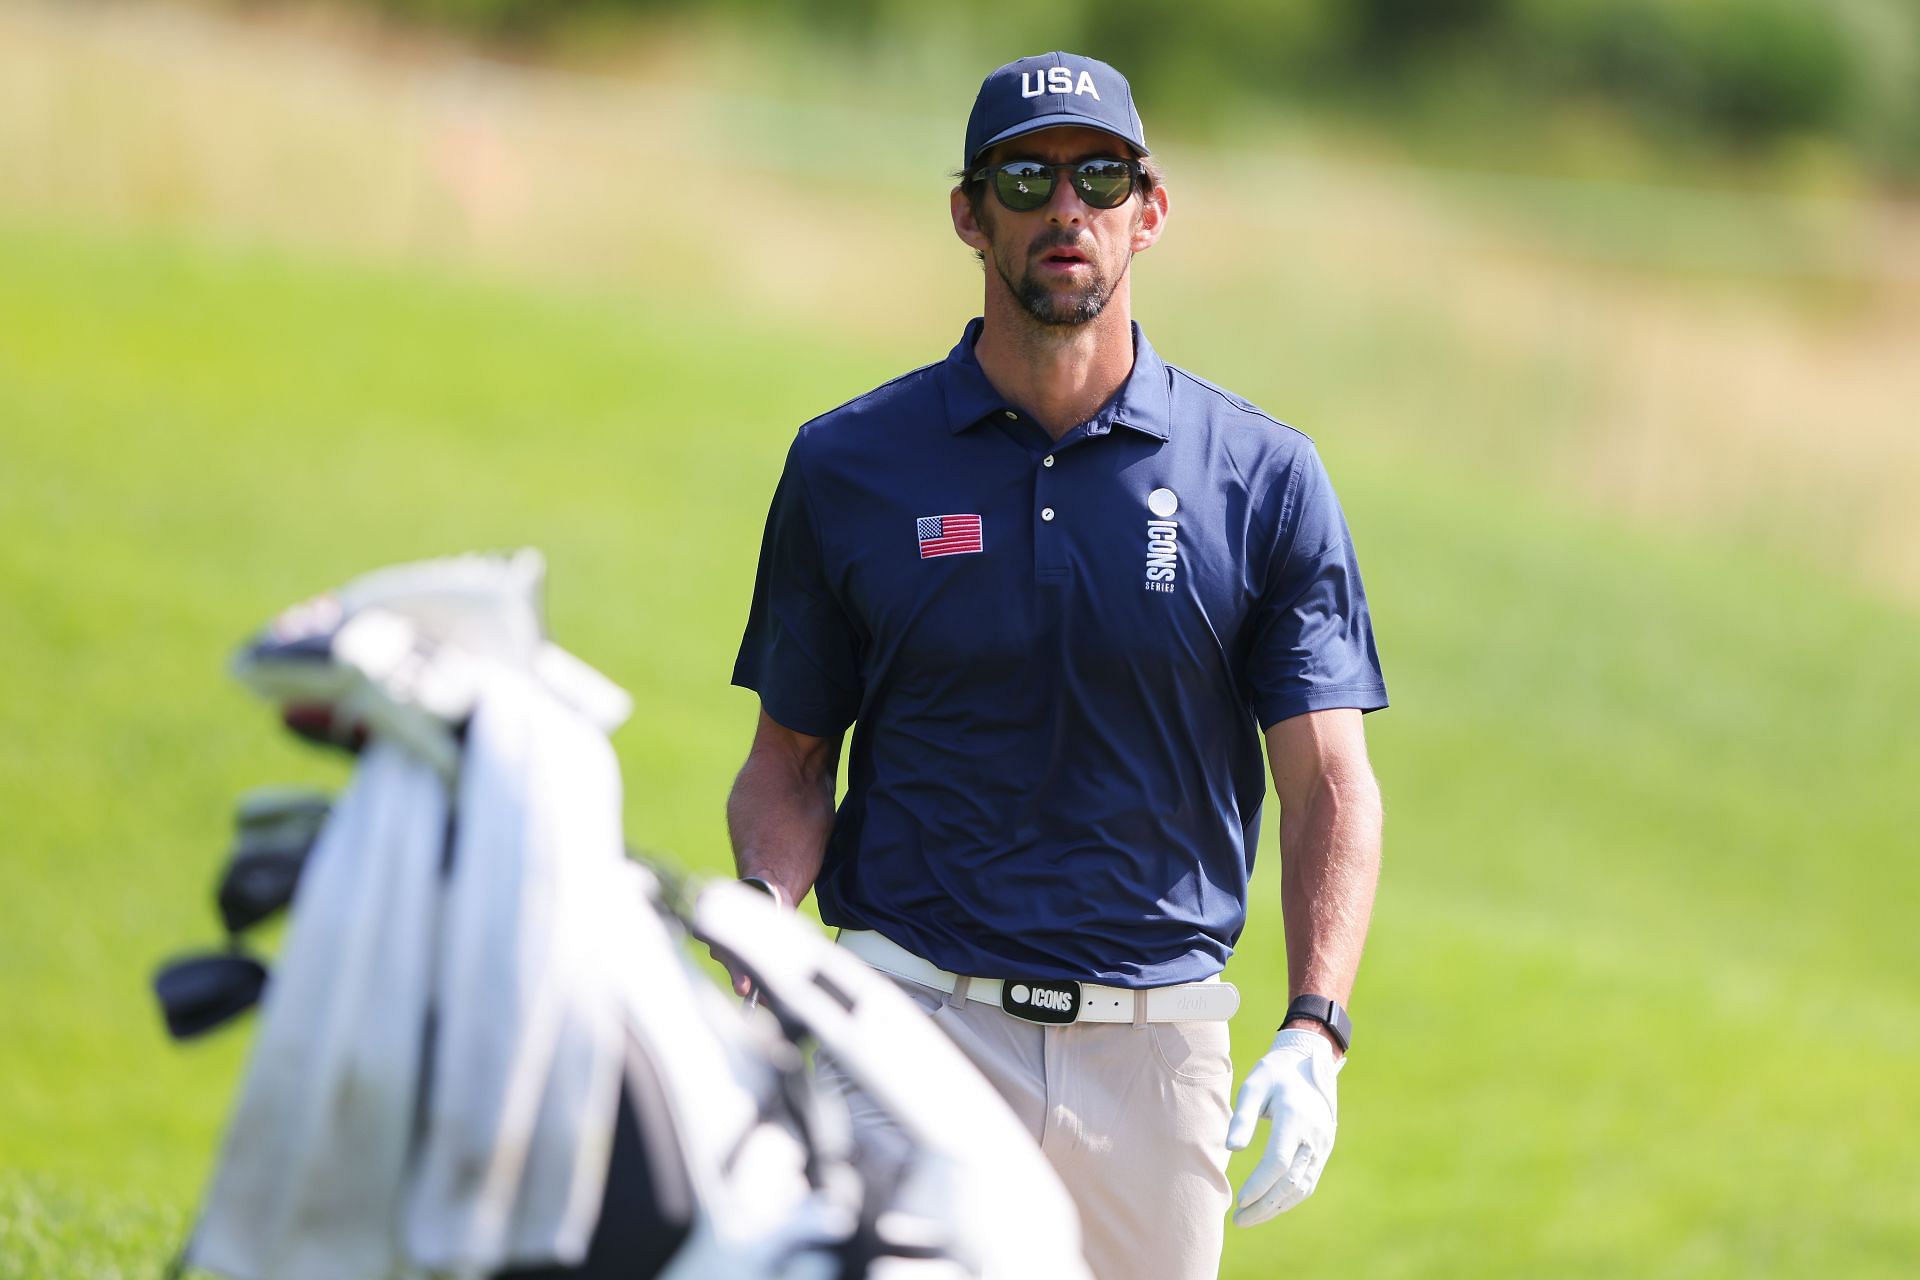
[282,703,369,755]
[153,952,269,1041]
[217,850,310,935]
[216,788,332,934]
[234,787,333,849]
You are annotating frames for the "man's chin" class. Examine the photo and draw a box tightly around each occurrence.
[1017,282,1108,328]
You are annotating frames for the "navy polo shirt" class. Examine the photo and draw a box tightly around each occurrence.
[733,320,1386,986]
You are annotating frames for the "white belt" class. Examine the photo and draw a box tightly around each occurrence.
[836,929,1240,1024]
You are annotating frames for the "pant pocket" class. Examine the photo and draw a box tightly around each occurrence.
[1146,1019,1235,1082]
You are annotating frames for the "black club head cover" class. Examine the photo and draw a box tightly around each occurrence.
[216,850,310,936]
[216,789,331,934]
[152,952,269,1041]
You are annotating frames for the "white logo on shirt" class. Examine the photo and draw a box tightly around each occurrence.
[1145,489,1178,593]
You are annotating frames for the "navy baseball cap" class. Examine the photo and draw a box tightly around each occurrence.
[964,52,1149,169]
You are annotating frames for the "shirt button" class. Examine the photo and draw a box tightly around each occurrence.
[1041,507,1055,522]
[1003,410,1018,420]
[1042,455,1055,468]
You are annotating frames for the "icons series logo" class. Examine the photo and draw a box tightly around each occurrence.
[1144,488,1178,593]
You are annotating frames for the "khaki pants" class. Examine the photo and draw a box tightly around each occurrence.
[818,972,1234,1280]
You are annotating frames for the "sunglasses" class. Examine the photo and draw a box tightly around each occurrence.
[970,157,1141,212]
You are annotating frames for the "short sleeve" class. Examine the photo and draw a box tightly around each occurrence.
[730,441,863,737]
[1243,448,1388,729]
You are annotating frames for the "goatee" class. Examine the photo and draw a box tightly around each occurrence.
[993,228,1129,329]
[1015,275,1110,327]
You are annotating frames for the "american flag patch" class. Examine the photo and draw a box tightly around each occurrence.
[917,513,984,559]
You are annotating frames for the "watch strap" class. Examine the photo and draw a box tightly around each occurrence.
[1282,993,1353,1053]
[739,876,786,910]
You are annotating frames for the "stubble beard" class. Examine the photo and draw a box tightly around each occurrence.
[988,224,1132,329]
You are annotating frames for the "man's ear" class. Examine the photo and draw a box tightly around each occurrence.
[1131,181,1168,254]
[952,186,992,255]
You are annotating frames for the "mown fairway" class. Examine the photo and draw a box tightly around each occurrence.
[2,214,1916,1277]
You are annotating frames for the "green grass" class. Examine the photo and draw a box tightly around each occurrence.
[2,217,1915,1277]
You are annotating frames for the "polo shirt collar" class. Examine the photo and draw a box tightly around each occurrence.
[940,318,1173,441]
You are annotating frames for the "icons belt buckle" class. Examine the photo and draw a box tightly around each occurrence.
[1001,977,1082,1025]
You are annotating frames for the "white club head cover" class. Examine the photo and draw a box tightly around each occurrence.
[1225,1028,1342,1226]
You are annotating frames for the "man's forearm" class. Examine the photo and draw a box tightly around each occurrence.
[726,741,838,908]
[1277,765,1382,1016]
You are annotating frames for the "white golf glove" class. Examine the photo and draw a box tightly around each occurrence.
[1225,1028,1342,1225]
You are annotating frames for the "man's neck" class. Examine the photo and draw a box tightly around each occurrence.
[973,286,1137,442]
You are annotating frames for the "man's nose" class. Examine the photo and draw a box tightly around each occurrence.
[1043,176,1092,225]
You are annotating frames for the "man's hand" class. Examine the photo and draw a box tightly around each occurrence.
[712,876,789,998]
[713,944,757,1000]
[1225,1028,1342,1225]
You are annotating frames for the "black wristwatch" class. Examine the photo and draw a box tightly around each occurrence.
[1282,994,1353,1053]
[740,876,784,909]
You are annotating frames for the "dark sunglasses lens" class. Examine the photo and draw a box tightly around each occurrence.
[1074,160,1134,208]
[994,163,1054,211]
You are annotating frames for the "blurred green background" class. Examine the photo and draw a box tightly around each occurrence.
[1,2,1916,1276]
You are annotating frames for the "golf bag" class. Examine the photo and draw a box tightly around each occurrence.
[155,551,1091,1280]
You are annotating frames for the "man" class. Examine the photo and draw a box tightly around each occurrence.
[728,52,1386,1280]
